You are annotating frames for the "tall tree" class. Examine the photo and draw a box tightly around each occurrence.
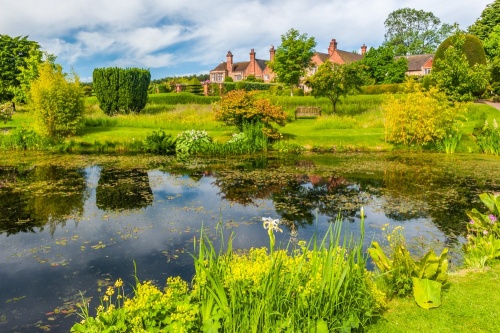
[0,35,41,103]
[308,61,364,113]
[268,28,316,95]
[360,46,408,84]
[468,0,500,41]
[432,32,489,101]
[384,8,453,55]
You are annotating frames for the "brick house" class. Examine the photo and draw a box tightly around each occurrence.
[209,46,276,83]
[308,39,367,76]
[396,54,433,76]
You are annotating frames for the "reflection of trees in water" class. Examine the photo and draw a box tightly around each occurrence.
[96,168,153,211]
[379,163,500,237]
[0,166,87,235]
[214,168,368,227]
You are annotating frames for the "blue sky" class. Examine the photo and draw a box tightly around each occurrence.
[0,0,492,81]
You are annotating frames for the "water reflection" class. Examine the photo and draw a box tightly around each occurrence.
[96,168,153,211]
[0,165,87,236]
[1,153,500,332]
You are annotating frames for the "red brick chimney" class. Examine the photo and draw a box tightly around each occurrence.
[269,45,275,62]
[226,51,233,73]
[249,48,256,75]
[361,44,367,55]
[328,39,337,55]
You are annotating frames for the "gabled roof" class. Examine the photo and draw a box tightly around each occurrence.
[314,52,330,62]
[336,50,364,63]
[396,54,434,71]
[210,59,268,73]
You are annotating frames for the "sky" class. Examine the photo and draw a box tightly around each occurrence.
[0,0,492,81]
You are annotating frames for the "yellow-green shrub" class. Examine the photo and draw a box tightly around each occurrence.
[30,61,84,138]
[383,82,468,146]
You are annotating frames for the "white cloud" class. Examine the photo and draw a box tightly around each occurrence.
[0,0,492,78]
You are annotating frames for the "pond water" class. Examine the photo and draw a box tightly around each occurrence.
[1,152,499,332]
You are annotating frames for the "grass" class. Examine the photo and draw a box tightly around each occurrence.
[2,93,500,153]
[367,263,500,333]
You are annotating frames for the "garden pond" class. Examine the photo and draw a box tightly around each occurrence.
[1,151,500,332]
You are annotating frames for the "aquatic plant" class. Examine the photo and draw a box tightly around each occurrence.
[464,193,500,267]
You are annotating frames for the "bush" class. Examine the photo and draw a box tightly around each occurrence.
[382,82,468,146]
[292,88,304,96]
[435,33,487,68]
[30,61,84,139]
[82,86,92,97]
[93,67,151,115]
[235,81,245,90]
[215,90,287,139]
[224,76,234,82]
[143,129,176,155]
[175,129,212,157]
[148,93,219,105]
[361,83,404,94]
[473,119,500,155]
[186,77,203,95]
[0,127,48,150]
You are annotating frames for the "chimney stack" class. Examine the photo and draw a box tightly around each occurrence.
[226,51,233,73]
[361,44,367,55]
[250,48,256,75]
[269,45,275,62]
[328,39,338,55]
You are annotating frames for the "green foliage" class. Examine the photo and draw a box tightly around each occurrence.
[383,8,453,55]
[0,102,14,123]
[244,74,263,82]
[186,77,203,95]
[483,25,500,60]
[215,90,287,139]
[175,129,212,157]
[143,129,176,155]
[0,34,41,103]
[308,61,364,113]
[195,219,382,332]
[360,46,408,84]
[268,28,316,91]
[433,32,489,101]
[30,60,84,139]
[361,83,404,94]
[468,0,500,41]
[82,86,92,97]
[224,76,233,82]
[235,81,245,90]
[0,126,48,150]
[148,93,219,105]
[473,119,500,155]
[73,221,383,332]
[434,33,487,67]
[368,225,448,309]
[93,67,151,115]
[464,193,500,268]
[383,82,468,146]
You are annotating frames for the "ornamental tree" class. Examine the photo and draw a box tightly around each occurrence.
[30,60,84,139]
[267,28,316,95]
[308,61,364,113]
[93,67,151,115]
[432,32,489,101]
[215,90,286,139]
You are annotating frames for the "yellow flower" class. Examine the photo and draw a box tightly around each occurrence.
[114,278,123,288]
[103,295,109,302]
[106,286,115,296]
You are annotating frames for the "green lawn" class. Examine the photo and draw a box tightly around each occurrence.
[2,94,499,153]
[367,263,500,333]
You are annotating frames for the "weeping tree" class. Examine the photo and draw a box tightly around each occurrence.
[93,67,151,115]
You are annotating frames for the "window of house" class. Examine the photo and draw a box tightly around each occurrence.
[264,74,269,80]
[234,75,241,81]
[424,68,431,75]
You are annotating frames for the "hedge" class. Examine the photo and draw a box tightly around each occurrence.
[148,93,220,105]
[360,83,404,94]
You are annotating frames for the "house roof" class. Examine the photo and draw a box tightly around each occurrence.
[314,50,364,64]
[210,58,268,73]
[396,54,434,71]
[315,52,331,62]
[336,50,364,63]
